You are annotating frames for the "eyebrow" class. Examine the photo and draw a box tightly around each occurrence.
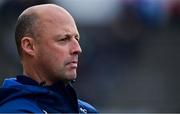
[55,33,80,39]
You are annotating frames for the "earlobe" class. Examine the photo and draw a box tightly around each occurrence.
[21,37,35,56]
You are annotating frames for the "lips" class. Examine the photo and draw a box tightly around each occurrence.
[65,60,78,68]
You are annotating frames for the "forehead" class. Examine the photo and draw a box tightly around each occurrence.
[37,8,79,37]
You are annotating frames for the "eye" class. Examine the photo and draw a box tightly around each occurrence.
[60,38,67,41]
[59,37,70,42]
[75,36,80,42]
[75,38,79,42]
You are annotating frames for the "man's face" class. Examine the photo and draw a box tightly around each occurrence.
[34,11,82,83]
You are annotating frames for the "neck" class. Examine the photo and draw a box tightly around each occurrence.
[22,60,53,86]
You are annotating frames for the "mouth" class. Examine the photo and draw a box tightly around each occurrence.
[65,61,78,68]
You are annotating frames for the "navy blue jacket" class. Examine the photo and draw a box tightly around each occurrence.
[0,75,98,113]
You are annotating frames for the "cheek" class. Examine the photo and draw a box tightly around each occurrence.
[40,48,66,67]
[36,42,69,68]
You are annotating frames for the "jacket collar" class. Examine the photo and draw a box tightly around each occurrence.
[16,75,79,113]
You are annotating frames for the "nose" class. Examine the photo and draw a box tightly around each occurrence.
[70,38,82,55]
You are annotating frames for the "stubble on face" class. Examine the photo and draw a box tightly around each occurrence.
[32,5,81,85]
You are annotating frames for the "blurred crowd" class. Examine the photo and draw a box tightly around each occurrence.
[1,0,180,112]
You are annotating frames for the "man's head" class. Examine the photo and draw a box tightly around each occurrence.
[15,4,82,85]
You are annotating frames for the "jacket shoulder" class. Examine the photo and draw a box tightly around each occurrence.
[78,99,98,113]
[0,98,42,113]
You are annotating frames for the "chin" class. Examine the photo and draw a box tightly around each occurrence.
[68,74,77,81]
[65,72,77,81]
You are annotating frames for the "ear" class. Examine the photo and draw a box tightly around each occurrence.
[21,37,36,56]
